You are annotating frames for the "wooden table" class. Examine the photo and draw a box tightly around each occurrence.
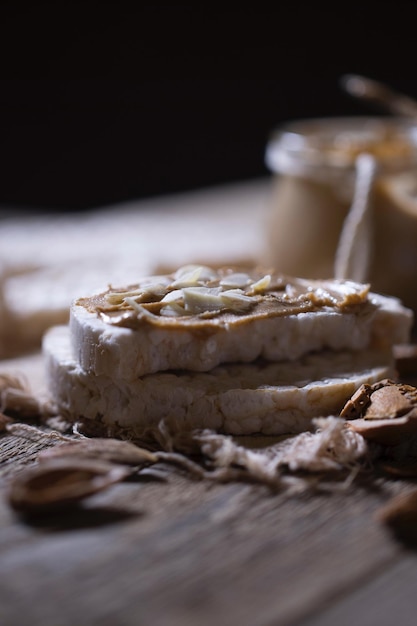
[1,181,417,626]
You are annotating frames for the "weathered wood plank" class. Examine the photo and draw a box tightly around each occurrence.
[300,553,417,626]
[0,448,411,626]
[1,353,417,626]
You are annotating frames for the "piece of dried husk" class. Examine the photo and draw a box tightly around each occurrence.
[38,438,158,466]
[348,415,417,446]
[8,459,130,514]
[339,383,373,419]
[341,380,417,445]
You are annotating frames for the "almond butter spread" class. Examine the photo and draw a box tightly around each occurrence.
[76,265,374,331]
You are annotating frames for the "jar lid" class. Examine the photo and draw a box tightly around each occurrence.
[265,116,417,176]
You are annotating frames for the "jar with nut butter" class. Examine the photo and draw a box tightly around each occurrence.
[263,116,417,313]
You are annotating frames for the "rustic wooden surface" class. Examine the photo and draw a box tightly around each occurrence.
[1,354,417,626]
[2,180,417,626]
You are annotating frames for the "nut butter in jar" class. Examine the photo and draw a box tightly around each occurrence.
[263,116,417,313]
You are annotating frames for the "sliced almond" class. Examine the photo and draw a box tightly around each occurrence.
[183,286,224,313]
[219,272,252,289]
[248,274,272,294]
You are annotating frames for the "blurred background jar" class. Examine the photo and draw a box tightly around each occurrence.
[263,116,417,313]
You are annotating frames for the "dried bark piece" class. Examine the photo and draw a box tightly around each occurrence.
[346,413,417,445]
[38,438,158,466]
[341,379,417,444]
[8,459,130,514]
[364,385,414,419]
[341,379,417,419]
[340,384,373,418]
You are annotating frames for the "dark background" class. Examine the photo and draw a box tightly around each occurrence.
[1,3,417,211]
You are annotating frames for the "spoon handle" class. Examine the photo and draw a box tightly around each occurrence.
[340,74,417,118]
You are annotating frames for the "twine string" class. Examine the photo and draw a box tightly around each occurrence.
[334,153,378,282]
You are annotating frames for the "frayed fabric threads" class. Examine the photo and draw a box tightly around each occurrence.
[185,416,369,486]
[279,417,369,473]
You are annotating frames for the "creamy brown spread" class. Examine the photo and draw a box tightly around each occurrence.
[75,265,373,330]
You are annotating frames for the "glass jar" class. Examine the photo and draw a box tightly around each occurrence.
[263,116,417,313]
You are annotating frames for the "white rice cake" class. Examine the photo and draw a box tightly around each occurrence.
[0,256,154,357]
[44,324,396,436]
[70,266,413,381]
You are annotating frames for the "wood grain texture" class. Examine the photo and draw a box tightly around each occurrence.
[2,351,417,625]
[1,421,417,626]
